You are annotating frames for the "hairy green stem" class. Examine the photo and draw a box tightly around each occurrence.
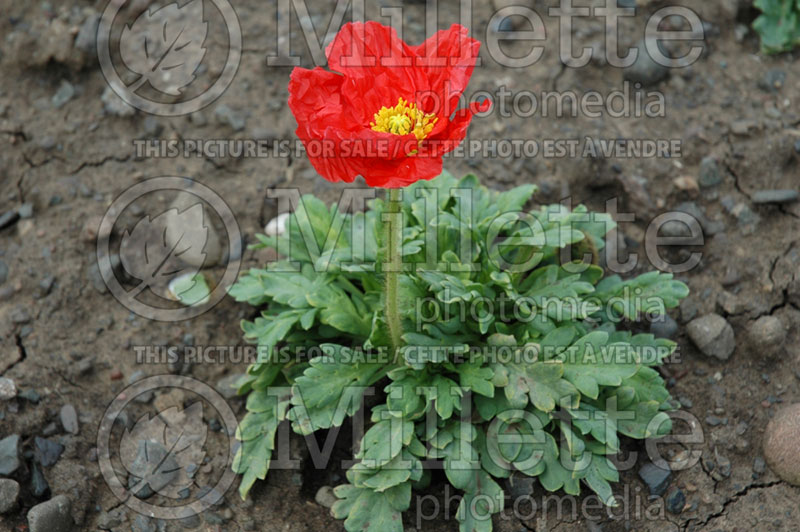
[384,187,403,362]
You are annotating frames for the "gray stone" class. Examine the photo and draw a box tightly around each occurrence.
[754,456,767,475]
[665,488,685,514]
[60,404,79,434]
[75,13,100,54]
[638,463,671,496]
[764,403,800,486]
[215,104,246,132]
[28,495,72,532]
[34,436,64,467]
[752,190,798,204]
[0,377,16,400]
[698,157,722,187]
[30,462,48,498]
[650,314,678,339]
[0,478,20,514]
[0,435,20,476]
[51,81,75,109]
[687,314,736,361]
[624,39,669,86]
[133,514,157,532]
[102,85,135,117]
[315,485,338,508]
[18,203,34,218]
[758,69,786,92]
[97,509,124,530]
[749,315,786,354]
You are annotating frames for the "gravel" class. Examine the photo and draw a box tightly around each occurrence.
[51,80,75,109]
[34,436,64,467]
[624,39,669,86]
[315,485,338,508]
[687,314,736,361]
[60,404,79,435]
[698,156,722,187]
[752,190,798,204]
[665,488,685,514]
[0,377,17,400]
[650,314,678,339]
[0,435,20,476]
[749,315,786,354]
[0,478,20,514]
[638,463,672,496]
[28,494,73,532]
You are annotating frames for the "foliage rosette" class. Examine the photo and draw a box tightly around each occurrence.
[229,173,689,532]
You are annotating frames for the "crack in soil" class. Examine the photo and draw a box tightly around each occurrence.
[70,154,132,175]
[682,480,784,531]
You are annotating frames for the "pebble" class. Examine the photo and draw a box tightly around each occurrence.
[650,314,678,339]
[87,263,108,294]
[34,436,64,467]
[638,463,671,496]
[0,210,20,230]
[18,203,34,218]
[0,377,17,400]
[264,212,290,237]
[127,440,179,498]
[754,456,767,475]
[624,39,669,86]
[763,403,800,485]
[101,85,135,117]
[60,404,79,434]
[749,315,786,355]
[687,314,736,361]
[27,494,72,532]
[215,104,246,132]
[30,462,49,498]
[0,478,20,513]
[110,369,123,380]
[665,488,685,514]
[315,485,338,508]
[795,139,800,154]
[37,275,55,298]
[752,190,798,204]
[97,509,124,530]
[51,80,75,109]
[179,514,201,528]
[132,514,157,532]
[758,69,786,92]
[0,435,20,476]
[698,156,722,187]
[74,12,100,54]
[0,260,7,285]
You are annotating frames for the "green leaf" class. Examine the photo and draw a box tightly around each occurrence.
[288,344,381,434]
[331,484,404,532]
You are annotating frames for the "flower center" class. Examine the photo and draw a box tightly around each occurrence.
[371,98,438,142]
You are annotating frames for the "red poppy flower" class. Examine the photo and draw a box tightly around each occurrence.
[288,22,490,188]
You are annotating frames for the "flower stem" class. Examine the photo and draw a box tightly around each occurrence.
[384,188,403,363]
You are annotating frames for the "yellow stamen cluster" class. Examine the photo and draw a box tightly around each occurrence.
[371,98,438,142]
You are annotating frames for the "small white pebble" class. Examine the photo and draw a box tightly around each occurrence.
[264,212,290,237]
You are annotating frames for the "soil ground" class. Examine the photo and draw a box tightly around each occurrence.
[1,0,799,531]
